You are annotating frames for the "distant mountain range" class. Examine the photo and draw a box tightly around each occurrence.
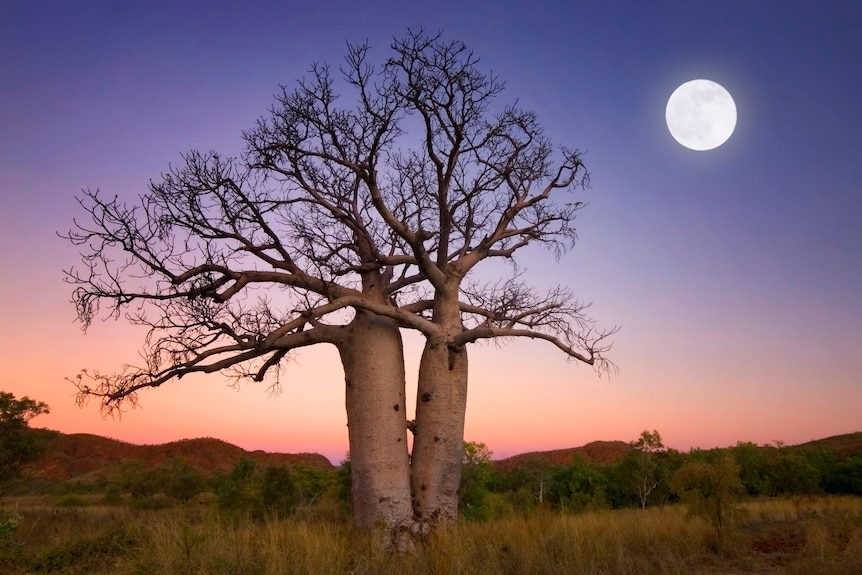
[21,429,862,484]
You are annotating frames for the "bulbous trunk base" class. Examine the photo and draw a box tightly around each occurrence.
[339,313,413,533]
[410,339,468,525]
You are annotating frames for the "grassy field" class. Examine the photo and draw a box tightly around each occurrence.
[1,495,861,574]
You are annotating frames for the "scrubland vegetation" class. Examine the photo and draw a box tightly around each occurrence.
[2,493,861,574]
[2,429,862,574]
[4,396,862,572]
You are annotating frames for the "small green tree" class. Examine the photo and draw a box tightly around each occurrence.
[0,392,50,487]
[290,463,332,508]
[520,460,554,507]
[164,459,206,503]
[115,459,163,498]
[459,441,494,521]
[732,441,772,496]
[672,450,744,539]
[620,430,666,509]
[485,462,550,515]
[217,457,264,519]
[833,456,862,495]
[548,455,609,512]
[770,451,820,510]
[260,465,298,518]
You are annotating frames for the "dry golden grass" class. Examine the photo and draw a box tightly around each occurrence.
[2,495,861,574]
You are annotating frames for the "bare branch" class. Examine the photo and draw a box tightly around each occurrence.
[62,30,615,417]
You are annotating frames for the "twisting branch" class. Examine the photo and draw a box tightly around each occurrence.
[61,30,616,415]
[457,276,618,375]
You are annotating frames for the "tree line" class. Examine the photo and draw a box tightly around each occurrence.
[6,390,859,542]
[460,431,862,525]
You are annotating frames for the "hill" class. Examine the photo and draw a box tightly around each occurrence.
[493,431,862,472]
[20,429,862,486]
[22,430,333,483]
[795,431,862,457]
[494,440,631,471]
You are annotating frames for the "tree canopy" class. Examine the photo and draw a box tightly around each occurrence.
[0,392,50,486]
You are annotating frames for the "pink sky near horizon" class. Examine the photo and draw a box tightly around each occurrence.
[2,1,861,465]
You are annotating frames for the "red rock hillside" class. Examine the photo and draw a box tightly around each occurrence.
[494,440,631,471]
[22,431,333,483]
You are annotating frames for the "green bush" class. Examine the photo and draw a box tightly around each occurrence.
[103,484,124,505]
[164,460,206,503]
[672,450,744,539]
[115,460,164,498]
[770,452,820,507]
[261,465,298,518]
[217,457,264,519]
[549,455,610,513]
[460,442,494,521]
[290,463,333,507]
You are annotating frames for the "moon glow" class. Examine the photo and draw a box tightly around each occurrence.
[666,79,737,151]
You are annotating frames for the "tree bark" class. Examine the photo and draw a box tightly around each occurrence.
[410,337,468,526]
[338,311,413,539]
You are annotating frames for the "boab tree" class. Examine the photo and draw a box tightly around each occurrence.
[63,30,614,539]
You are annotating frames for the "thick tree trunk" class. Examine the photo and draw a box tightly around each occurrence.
[338,312,413,541]
[410,337,468,526]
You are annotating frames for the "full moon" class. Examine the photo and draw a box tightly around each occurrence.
[666,79,737,151]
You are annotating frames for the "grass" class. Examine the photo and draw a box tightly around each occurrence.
[1,495,861,574]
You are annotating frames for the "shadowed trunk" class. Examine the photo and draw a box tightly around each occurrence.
[410,337,468,526]
[339,311,413,539]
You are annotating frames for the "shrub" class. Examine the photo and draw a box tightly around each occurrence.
[460,441,494,521]
[103,484,124,505]
[217,457,264,519]
[261,465,298,518]
[770,452,820,508]
[164,460,206,503]
[291,463,333,508]
[115,459,164,498]
[672,450,744,539]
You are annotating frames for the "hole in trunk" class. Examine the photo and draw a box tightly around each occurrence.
[393,403,400,411]
[421,392,432,402]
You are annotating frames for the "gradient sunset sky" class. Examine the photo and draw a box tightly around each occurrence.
[2,1,860,463]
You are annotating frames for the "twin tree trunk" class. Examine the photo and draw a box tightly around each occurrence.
[337,307,469,536]
[411,339,468,524]
[338,312,413,531]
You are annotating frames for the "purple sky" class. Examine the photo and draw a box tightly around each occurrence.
[2,1,860,462]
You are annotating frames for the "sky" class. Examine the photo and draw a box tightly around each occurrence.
[2,1,860,464]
